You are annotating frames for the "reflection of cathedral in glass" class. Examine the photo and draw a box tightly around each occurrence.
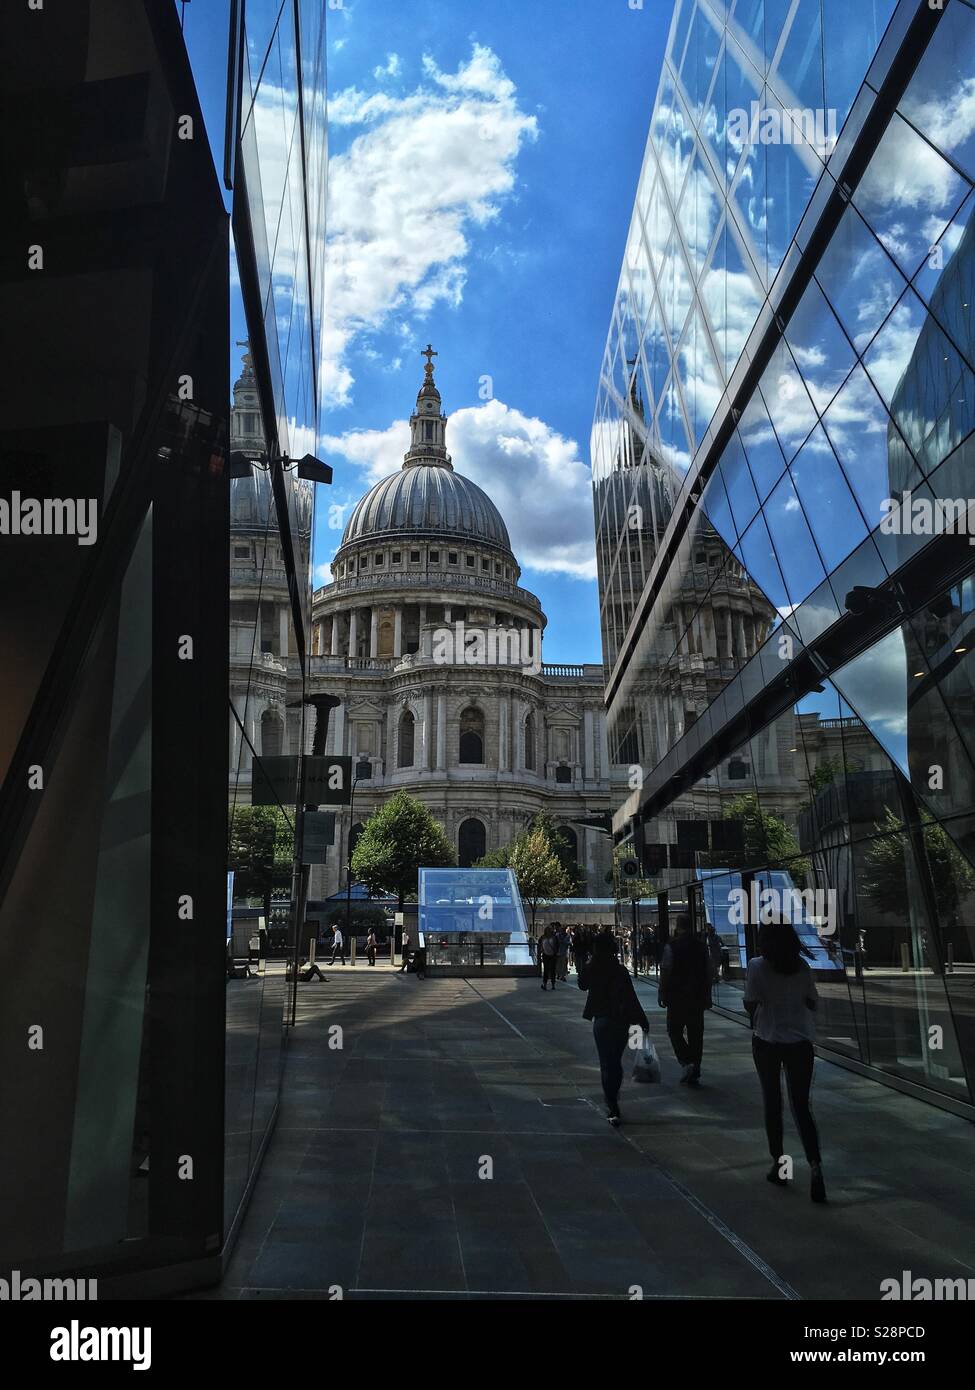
[594,0,975,1110]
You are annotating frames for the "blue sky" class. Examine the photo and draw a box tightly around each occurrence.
[183,0,672,663]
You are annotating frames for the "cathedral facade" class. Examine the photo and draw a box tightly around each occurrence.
[230,349,615,900]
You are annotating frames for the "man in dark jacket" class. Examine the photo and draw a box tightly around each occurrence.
[659,914,712,1085]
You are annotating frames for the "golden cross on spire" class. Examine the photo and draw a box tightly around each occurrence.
[421,343,438,376]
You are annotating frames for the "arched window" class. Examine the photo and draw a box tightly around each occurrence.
[459,706,484,764]
[261,709,283,758]
[524,711,536,771]
[398,709,415,768]
[458,818,486,868]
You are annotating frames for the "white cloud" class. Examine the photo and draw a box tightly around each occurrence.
[373,53,401,80]
[323,45,538,407]
[321,399,596,579]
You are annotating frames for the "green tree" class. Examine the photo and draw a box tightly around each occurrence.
[477,813,585,895]
[861,807,975,921]
[723,793,809,882]
[494,824,573,936]
[350,790,455,908]
[228,804,295,923]
[809,757,842,796]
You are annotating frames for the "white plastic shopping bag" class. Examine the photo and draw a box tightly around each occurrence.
[632,1032,661,1083]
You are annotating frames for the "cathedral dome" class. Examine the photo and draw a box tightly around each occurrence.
[337,346,513,558]
[340,465,512,552]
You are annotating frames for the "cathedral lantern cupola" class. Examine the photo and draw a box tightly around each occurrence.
[405,343,452,469]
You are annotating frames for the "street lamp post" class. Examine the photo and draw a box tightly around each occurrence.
[345,759,373,963]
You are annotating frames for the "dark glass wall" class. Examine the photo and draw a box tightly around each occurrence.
[223,0,326,1235]
[0,0,229,1287]
[594,0,975,1109]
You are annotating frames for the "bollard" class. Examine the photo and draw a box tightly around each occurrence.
[900,943,910,973]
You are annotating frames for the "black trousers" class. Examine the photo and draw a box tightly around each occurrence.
[593,1017,629,1111]
[752,1037,821,1164]
[542,954,557,985]
[329,946,346,964]
[667,1004,704,1069]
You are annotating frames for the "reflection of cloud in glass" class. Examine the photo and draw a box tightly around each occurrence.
[832,630,909,773]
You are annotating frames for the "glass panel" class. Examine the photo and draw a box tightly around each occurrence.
[864,286,975,481]
[788,424,867,574]
[763,468,828,606]
[759,338,819,461]
[832,629,909,778]
[772,0,824,116]
[854,113,970,283]
[814,204,906,353]
[852,825,968,1097]
[822,0,897,137]
[738,387,787,502]
[737,513,790,611]
[820,364,925,533]
[911,190,975,320]
[897,0,975,185]
[720,429,761,536]
[732,123,768,286]
[765,108,823,277]
[785,276,856,414]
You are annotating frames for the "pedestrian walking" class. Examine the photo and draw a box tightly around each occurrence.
[578,932,649,1125]
[705,924,723,985]
[556,923,570,981]
[658,914,712,1085]
[540,925,558,989]
[399,928,410,973]
[744,921,826,1203]
[366,928,377,966]
[328,922,346,965]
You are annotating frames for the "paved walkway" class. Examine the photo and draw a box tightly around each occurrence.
[214,970,975,1300]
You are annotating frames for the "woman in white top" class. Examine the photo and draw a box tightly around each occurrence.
[744,922,826,1203]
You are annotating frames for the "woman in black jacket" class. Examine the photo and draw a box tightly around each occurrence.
[578,933,650,1126]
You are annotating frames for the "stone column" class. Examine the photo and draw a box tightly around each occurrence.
[512,697,523,769]
[229,700,242,771]
[598,709,611,776]
[348,608,358,660]
[369,609,379,659]
[332,702,345,758]
[330,614,341,657]
[444,605,452,624]
[421,692,431,770]
[393,607,404,657]
[419,604,427,629]
[584,708,595,780]
[245,707,257,772]
[498,696,509,772]
[279,605,289,658]
[436,693,447,770]
[386,702,398,774]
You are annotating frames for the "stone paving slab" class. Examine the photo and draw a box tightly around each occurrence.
[211,971,975,1301]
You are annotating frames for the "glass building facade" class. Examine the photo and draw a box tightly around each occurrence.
[0,0,328,1296]
[224,0,325,1244]
[593,0,975,1111]
[0,1,230,1291]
